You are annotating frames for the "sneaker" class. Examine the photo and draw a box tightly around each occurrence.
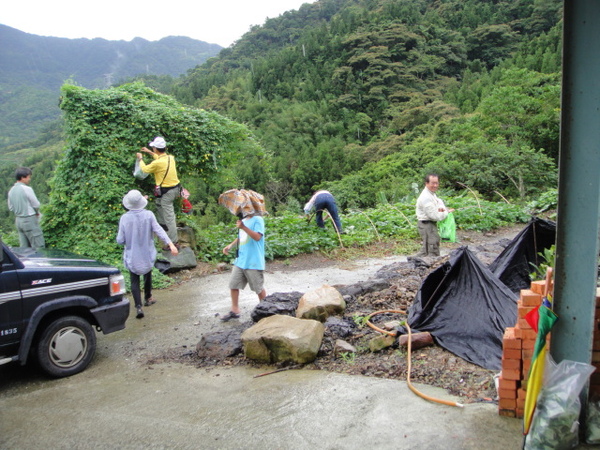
[144,297,156,306]
[136,307,144,319]
[220,311,240,322]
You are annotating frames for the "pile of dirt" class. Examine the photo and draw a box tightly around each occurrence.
[164,225,524,404]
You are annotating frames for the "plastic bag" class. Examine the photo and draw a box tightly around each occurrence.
[524,354,595,450]
[586,398,600,444]
[438,212,456,243]
[133,159,149,180]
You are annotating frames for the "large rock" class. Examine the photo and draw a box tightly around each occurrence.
[251,291,303,322]
[158,246,197,273]
[241,315,325,364]
[336,279,391,300]
[196,329,243,358]
[296,285,346,322]
[177,226,197,249]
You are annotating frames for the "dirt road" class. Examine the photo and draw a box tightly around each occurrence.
[0,247,524,449]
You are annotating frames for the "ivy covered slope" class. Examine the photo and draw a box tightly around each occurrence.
[43,83,262,263]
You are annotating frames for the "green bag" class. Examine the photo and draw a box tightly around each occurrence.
[438,212,456,243]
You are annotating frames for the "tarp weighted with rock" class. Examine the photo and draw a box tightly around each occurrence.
[407,246,518,370]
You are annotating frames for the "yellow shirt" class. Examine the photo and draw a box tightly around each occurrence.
[140,153,180,187]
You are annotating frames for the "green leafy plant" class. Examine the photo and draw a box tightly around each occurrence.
[352,314,369,328]
[530,244,556,280]
[339,352,356,364]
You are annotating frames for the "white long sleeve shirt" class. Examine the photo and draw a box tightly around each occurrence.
[416,188,448,222]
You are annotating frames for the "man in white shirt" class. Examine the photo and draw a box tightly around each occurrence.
[415,174,453,257]
[7,167,45,249]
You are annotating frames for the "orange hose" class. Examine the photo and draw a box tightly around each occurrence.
[366,310,463,408]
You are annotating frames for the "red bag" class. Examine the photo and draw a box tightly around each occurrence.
[181,198,193,214]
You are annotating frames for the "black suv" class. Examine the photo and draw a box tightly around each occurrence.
[0,242,129,377]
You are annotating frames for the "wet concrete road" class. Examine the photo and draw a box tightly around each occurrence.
[0,256,524,449]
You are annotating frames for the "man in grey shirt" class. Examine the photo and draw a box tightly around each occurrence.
[7,167,45,249]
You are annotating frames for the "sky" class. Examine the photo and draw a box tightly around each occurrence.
[1,0,315,48]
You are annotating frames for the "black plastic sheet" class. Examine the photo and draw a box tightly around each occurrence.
[489,217,556,292]
[407,247,518,370]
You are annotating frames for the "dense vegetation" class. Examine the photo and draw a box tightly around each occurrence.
[40,83,261,263]
[172,0,562,209]
[1,0,563,276]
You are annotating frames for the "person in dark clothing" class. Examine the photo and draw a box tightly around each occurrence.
[304,190,343,233]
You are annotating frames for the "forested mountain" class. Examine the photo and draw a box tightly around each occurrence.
[171,0,563,209]
[0,24,222,147]
[1,0,564,238]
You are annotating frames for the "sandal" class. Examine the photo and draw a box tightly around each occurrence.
[144,297,156,306]
[220,311,240,322]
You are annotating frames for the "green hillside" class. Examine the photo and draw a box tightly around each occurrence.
[172,0,562,208]
[1,0,563,257]
[0,25,222,148]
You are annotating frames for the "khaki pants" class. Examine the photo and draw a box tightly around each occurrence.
[15,215,45,249]
[416,221,439,257]
[155,186,180,243]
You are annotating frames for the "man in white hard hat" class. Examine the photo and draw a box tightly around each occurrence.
[137,136,180,246]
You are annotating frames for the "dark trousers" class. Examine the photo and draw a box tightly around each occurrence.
[314,193,343,233]
[130,271,152,308]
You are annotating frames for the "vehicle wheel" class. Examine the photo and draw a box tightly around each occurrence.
[35,315,97,378]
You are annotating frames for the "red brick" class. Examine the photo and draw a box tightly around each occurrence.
[504,347,521,360]
[499,377,518,391]
[499,398,516,409]
[503,328,522,350]
[499,388,517,399]
[522,339,535,350]
[502,368,521,381]
[521,329,538,341]
[522,348,534,361]
[530,281,546,295]
[502,358,521,371]
[516,408,524,418]
[518,318,533,330]
[518,304,536,319]
[499,408,517,418]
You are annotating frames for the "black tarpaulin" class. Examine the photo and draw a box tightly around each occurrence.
[407,247,518,370]
[489,217,556,292]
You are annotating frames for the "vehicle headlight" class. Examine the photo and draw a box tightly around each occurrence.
[109,274,126,296]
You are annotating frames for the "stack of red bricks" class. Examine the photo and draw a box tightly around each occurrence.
[499,282,600,417]
[498,279,550,418]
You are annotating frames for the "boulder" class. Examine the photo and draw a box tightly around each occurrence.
[336,279,391,300]
[196,329,243,358]
[296,285,346,322]
[177,225,197,249]
[324,316,356,338]
[251,291,303,322]
[159,246,197,273]
[241,315,325,364]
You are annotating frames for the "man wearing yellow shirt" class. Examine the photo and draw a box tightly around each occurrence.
[136,136,180,245]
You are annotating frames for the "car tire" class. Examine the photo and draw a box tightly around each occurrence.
[35,315,97,378]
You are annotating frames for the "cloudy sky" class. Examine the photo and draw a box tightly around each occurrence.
[2,0,315,47]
